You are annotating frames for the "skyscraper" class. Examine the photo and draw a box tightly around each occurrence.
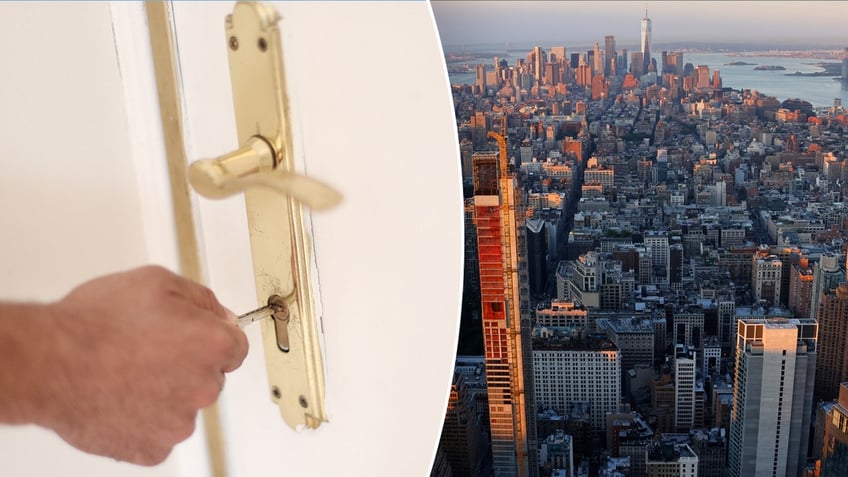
[752,249,782,307]
[549,46,566,65]
[533,45,545,82]
[695,65,711,90]
[727,318,817,477]
[472,132,536,477]
[640,9,652,73]
[815,284,848,401]
[644,231,669,283]
[593,42,603,77]
[526,217,547,297]
[438,373,484,477]
[476,64,487,96]
[532,332,621,434]
[675,348,697,432]
[821,382,848,476]
[787,258,813,319]
[841,47,848,85]
[810,252,844,319]
[604,35,615,76]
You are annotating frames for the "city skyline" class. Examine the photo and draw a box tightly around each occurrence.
[432,1,848,48]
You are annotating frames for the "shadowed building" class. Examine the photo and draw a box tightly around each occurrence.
[821,382,848,477]
[526,217,547,297]
[815,284,848,402]
[438,373,484,477]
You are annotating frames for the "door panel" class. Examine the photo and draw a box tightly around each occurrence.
[172,2,462,475]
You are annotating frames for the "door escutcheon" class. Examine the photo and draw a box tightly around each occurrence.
[187,1,340,430]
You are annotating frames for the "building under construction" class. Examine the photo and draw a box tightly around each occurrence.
[471,118,538,477]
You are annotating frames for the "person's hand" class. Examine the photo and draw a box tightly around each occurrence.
[34,266,248,465]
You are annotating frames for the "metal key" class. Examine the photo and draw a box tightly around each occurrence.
[237,304,278,328]
[236,296,291,352]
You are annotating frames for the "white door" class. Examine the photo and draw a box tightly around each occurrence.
[0,2,462,475]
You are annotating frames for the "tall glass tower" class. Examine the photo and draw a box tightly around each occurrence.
[604,35,616,76]
[640,10,652,73]
[472,126,536,477]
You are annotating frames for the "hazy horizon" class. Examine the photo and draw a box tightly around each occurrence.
[432,1,848,50]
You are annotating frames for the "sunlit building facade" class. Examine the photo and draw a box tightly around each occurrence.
[728,318,817,477]
[473,142,537,477]
[640,11,652,73]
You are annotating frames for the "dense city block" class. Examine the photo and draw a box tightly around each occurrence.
[434,10,848,477]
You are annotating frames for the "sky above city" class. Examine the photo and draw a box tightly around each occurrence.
[431,1,848,49]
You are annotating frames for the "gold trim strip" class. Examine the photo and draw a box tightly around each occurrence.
[144,3,228,476]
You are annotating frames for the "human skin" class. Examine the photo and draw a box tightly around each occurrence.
[0,265,249,465]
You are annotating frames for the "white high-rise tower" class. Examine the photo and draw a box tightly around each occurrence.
[640,9,652,73]
[727,318,817,477]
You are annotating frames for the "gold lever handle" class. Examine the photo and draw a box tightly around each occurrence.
[188,136,342,210]
[186,1,332,430]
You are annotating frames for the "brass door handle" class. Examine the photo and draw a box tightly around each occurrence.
[186,1,338,431]
[188,136,341,209]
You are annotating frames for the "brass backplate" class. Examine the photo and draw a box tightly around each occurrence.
[225,2,326,429]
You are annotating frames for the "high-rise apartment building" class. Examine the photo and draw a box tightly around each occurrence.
[470,113,488,149]
[673,312,704,350]
[695,65,711,90]
[644,231,669,283]
[718,299,736,352]
[533,45,545,82]
[526,218,547,297]
[640,10,652,73]
[772,247,800,310]
[619,48,628,74]
[475,64,486,96]
[669,244,683,290]
[439,373,484,477]
[593,42,603,77]
[841,47,848,85]
[815,284,848,401]
[821,382,848,476]
[604,35,615,76]
[727,318,817,477]
[665,51,683,75]
[549,46,566,65]
[463,198,480,305]
[788,259,814,319]
[543,62,559,87]
[675,348,697,432]
[810,252,844,319]
[631,51,644,77]
[600,317,656,370]
[473,136,537,477]
[752,249,782,307]
[532,332,621,434]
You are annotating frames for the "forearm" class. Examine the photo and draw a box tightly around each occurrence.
[0,302,57,426]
